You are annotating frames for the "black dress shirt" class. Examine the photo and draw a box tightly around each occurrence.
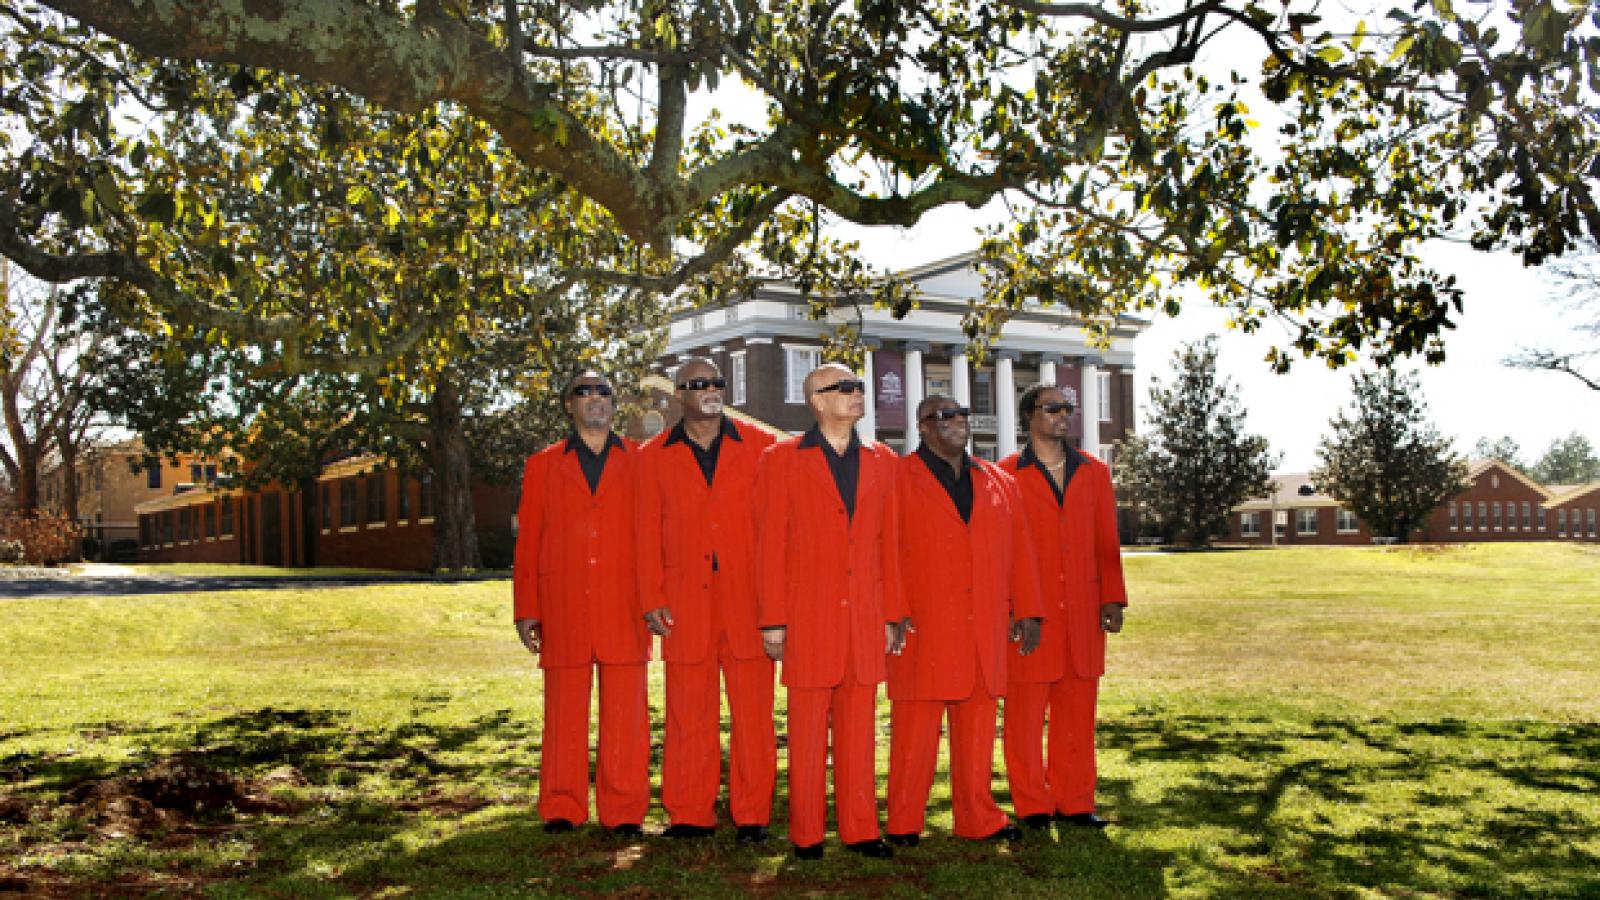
[798,425,861,520]
[662,416,742,486]
[564,431,625,495]
[1018,440,1082,507]
[916,444,977,523]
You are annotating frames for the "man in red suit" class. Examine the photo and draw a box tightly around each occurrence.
[1000,383,1128,829]
[755,362,906,861]
[886,395,1043,845]
[637,358,778,844]
[513,369,650,838]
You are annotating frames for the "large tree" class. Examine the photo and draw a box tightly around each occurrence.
[1312,369,1468,542]
[1530,431,1600,485]
[1,0,1598,381]
[1115,336,1277,546]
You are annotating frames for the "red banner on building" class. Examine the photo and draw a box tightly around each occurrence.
[874,350,907,430]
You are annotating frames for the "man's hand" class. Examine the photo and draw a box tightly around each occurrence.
[515,618,542,656]
[1100,603,1124,634]
[761,626,786,661]
[644,607,674,637]
[1012,616,1042,655]
[886,617,914,655]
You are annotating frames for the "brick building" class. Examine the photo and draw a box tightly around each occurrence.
[134,455,518,571]
[652,252,1150,463]
[1226,459,1600,545]
[38,439,220,560]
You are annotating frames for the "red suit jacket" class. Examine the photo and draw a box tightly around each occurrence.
[888,455,1043,701]
[513,435,649,669]
[636,418,776,663]
[755,433,907,690]
[1000,447,1128,681]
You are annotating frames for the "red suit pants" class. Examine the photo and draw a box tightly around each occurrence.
[785,672,882,847]
[1003,671,1100,817]
[662,638,776,827]
[538,662,649,827]
[887,686,1008,838]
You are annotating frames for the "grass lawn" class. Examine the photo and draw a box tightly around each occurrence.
[2,543,1597,898]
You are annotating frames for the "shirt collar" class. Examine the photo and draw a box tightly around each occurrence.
[798,425,861,453]
[564,431,626,454]
[1018,439,1071,468]
[916,443,977,475]
[662,416,741,447]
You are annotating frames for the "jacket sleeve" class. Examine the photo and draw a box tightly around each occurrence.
[512,451,547,621]
[1092,463,1129,607]
[1002,470,1045,620]
[634,447,667,613]
[880,454,909,623]
[754,445,788,628]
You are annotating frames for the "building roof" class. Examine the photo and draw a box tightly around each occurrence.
[1466,458,1552,499]
[1547,481,1600,506]
[1234,472,1343,511]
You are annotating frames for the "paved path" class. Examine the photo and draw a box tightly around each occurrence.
[0,570,504,600]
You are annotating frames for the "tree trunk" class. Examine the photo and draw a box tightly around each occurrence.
[296,475,319,568]
[57,433,79,523]
[429,377,480,571]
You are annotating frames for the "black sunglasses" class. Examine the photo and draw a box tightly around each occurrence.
[571,384,614,398]
[814,379,867,395]
[921,406,971,422]
[678,377,726,391]
[1039,401,1075,414]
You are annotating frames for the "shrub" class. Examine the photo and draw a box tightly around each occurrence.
[0,511,82,565]
[0,539,24,565]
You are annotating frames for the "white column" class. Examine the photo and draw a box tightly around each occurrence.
[1080,354,1101,459]
[951,348,971,454]
[904,342,927,452]
[1038,353,1061,390]
[995,350,1019,459]
[858,345,877,444]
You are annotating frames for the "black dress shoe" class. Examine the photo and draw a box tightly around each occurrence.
[543,818,575,834]
[793,842,824,860]
[984,824,1023,842]
[610,823,645,838]
[1057,812,1110,828]
[885,832,920,848]
[1021,813,1054,830]
[664,823,716,838]
[844,839,894,859]
[736,825,769,845]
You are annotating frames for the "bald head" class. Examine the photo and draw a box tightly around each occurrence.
[803,362,865,428]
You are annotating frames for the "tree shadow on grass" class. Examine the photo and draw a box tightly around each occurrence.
[1101,714,1600,897]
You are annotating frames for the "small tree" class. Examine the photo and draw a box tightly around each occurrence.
[1313,371,1468,543]
[1472,436,1527,473]
[1115,337,1278,547]
[1530,432,1600,485]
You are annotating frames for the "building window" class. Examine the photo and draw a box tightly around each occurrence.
[1521,501,1532,531]
[1589,508,1597,537]
[200,505,211,539]
[146,458,162,490]
[1477,501,1488,530]
[1337,509,1358,533]
[190,463,204,483]
[321,485,332,530]
[366,473,387,524]
[419,474,434,520]
[1538,506,1547,531]
[1240,512,1261,537]
[730,351,748,406]
[1100,444,1114,470]
[1492,501,1502,530]
[139,516,150,548]
[340,480,358,527]
[973,370,994,416]
[1558,509,1567,537]
[1449,501,1458,530]
[161,512,173,545]
[1274,510,1288,538]
[785,347,821,404]
[218,498,233,537]
[397,476,411,522]
[1296,508,1318,535]
[177,508,190,542]
[1097,371,1112,422]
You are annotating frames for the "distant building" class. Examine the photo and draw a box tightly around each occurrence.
[653,251,1151,463]
[37,439,220,561]
[1226,459,1599,544]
